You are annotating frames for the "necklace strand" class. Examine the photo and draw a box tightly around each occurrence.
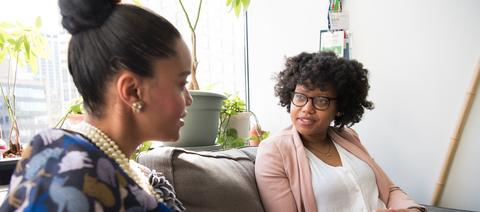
[318,142,332,156]
[75,122,163,202]
[307,137,333,157]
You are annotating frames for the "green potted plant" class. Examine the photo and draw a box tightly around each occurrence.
[217,94,269,149]
[160,0,251,148]
[217,94,248,149]
[0,17,47,158]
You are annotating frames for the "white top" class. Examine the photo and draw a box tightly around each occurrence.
[306,142,387,212]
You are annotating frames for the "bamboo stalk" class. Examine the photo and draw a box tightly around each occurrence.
[432,59,480,205]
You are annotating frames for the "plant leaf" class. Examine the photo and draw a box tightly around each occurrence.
[0,33,5,49]
[139,141,152,152]
[35,17,42,28]
[23,35,31,60]
[28,57,38,74]
[70,103,83,114]
[234,0,241,16]
[14,36,22,51]
[241,0,250,9]
[7,38,15,45]
[132,0,142,6]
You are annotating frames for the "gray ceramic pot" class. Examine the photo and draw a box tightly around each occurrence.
[161,91,226,147]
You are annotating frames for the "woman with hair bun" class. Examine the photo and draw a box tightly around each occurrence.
[255,52,425,212]
[1,0,191,211]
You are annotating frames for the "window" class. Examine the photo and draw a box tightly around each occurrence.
[142,0,246,94]
[0,0,246,144]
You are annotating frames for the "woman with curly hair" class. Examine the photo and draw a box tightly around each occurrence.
[255,52,424,212]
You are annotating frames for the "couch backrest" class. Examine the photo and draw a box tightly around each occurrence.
[138,147,264,212]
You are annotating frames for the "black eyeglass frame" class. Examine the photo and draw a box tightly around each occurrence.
[291,92,338,111]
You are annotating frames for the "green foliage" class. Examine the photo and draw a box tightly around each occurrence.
[226,0,250,17]
[249,130,269,142]
[221,94,246,117]
[70,103,83,114]
[55,98,84,128]
[69,98,84,114]
[0,17,48,149]
[217,94,247,149]
[217,128,244,149]
[131,141,153,161]
[0,17,48,74]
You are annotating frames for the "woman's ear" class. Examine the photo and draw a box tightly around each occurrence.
[116,71,143,107]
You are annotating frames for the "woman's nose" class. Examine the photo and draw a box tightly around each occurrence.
[301,99,315,113]
[184,89,193,106]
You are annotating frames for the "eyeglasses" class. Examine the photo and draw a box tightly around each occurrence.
[291,92,337,111]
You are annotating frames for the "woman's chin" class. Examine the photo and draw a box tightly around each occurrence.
[165,134,180,142]
[295,127,315,137]
[151,132,180,142]
[294,124,312,133]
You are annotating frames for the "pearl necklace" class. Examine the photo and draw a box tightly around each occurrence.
[75,122,162,202]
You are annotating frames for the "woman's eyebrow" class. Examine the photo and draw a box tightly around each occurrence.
[178,70,191,77]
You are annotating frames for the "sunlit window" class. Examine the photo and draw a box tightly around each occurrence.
[0,0,246,144]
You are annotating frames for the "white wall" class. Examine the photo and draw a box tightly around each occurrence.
[248,0,330,132]
[249,0,480,210]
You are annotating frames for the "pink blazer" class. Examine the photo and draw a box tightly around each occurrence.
[255,126,422,212]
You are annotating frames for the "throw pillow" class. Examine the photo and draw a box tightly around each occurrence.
[138,147,264,212]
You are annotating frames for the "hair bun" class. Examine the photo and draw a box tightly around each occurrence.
[59,0,120,34]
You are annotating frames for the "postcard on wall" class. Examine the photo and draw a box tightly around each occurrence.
[329,12,349,30]
[320,30,345,57]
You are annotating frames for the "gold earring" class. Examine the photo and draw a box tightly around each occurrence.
[132,101,144,113]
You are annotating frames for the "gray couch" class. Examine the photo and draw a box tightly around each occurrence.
[138,147,264,212]
[138,147,464,212]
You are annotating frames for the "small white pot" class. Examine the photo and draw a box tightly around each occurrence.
[228,112,251,140]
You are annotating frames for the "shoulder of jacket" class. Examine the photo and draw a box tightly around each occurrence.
[259,129,294,151]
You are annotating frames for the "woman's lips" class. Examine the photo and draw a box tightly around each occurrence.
[297,117,315,127]
[179,118,185,127]
[179,112,187,126]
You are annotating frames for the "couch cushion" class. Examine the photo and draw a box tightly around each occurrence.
[138,147,264,212]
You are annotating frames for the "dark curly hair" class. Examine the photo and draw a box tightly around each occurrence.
[274,51,374,128]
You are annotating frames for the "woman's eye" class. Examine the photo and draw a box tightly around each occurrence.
[180,81,187,90]
[317,99,327,105]
[295,95,306,101]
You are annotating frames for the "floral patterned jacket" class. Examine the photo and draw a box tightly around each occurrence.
[0,129,184,212]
